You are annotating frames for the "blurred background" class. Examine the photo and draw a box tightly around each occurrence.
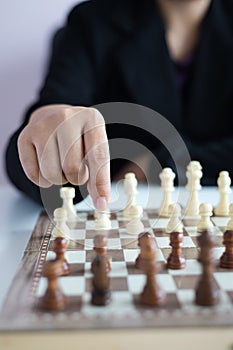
[0,0,82,185]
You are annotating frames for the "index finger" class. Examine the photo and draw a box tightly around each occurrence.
[83,109,110,209]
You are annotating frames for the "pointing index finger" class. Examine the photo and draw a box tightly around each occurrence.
[83,109,110,208]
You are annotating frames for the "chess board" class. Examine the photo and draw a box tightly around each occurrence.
[0,208,233,333]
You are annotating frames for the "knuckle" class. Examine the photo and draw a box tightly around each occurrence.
[59,107,73,121]
[26,167,39,184]
[95,182,110,198]
[44,169,63,183]
[96,179,109,188]
[17,130,24,146]
[76,173,87,185]
[18,127,31,147]
[59,106,86,124]
[95,174,110,189]
[64,170,78,181]
[92,147,110,160]
[29,120,50,139]
[89,108,104,124]
[64,168,87,185]
[63,162,79,177]
[85,108,105,130]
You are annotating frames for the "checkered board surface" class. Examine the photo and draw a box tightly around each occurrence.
[1,209,233,331]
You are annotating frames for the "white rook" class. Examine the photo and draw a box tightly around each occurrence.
[60,187,78,221]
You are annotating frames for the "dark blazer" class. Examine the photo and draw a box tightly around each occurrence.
[5,0,233,207]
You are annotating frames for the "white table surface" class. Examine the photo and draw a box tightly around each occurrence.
[0,183,229,310]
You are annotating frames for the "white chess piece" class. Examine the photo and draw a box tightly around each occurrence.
[60,187,78,221]
[51,208,70,239]
[94,211,111,230]
[226,203,233,230]
[94,208,110,220]
[159,168,175,217]
[126,204,143,219]
[185,161,203,217]
[197,203,214,233]
[123,172,143,219]
[166,203,183,233]
[214,171,232,217]
[126,218,144,235]
[94,209,99,220]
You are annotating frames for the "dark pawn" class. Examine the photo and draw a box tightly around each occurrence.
[91,255,111,306]
[220,230,233,269]
[167,231,186,269]
[39,260,67,311]
[140,259,166,307]
[135,232,155,269]
[91,234,111,273]
[195,229,220,307]
[137,232,166,306]
[53,237,70,276]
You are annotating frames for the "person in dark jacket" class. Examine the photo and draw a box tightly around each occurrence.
[5,0,233,210]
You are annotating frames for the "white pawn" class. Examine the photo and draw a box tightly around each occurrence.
[51,208,71,239]
[60,187,78,221]
[94,209,99,220]
[123,172,143,219]
[126,218,144,235]
[226,203,233,230]
[197,203,214,233]
[185,161,203,217]
[94,211,111,230]
[214,171,232,217]
[159,168,175,217]
[126,204,143,219]
[166,203,183,233]
[94,208,110,220]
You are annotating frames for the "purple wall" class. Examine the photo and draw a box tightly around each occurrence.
[0,0,83,185]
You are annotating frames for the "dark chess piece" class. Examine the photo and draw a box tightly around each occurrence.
[195,229,220,306]
[135,232,155,269]
[220,230,233,269]
[53,237,70,276]
[167,231,186,269]
[140,260,166,307]
[91,234,111,273]
[39,260,67,311]
[91,255,111,306]
[166,203,185,269]
[136,232,166,306]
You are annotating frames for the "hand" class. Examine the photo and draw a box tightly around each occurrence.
[18,105,110,209]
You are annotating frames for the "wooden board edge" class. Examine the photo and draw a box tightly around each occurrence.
[24,211,50,252]
[0,327,233,350]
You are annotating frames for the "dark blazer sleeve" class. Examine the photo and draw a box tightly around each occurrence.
[5,3,95,207]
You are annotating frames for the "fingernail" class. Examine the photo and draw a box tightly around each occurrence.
[95,196,107,211]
